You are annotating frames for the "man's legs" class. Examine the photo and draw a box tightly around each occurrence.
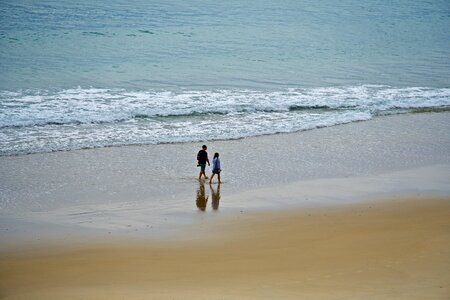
[199,164,208,180]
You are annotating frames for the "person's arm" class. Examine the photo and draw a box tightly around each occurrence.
[207,156,210,166]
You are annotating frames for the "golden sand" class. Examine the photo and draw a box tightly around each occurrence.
[1,197,449,299]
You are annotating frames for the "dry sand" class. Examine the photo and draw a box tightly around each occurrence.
[1,197,449,300]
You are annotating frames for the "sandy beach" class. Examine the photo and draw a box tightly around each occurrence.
[2,0,450,298]
[1,112,450,299]
[1,197,449,299]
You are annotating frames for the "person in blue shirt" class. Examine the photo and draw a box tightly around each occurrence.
[209,152,221,184]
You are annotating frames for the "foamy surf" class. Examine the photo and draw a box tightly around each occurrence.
[1,85,449,155]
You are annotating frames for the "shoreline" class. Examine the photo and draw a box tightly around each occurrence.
[0,112,449,245]
[0,112,449,298]
[2,109,450,159]
[1,111,449,157]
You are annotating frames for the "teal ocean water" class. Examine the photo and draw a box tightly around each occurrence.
[1,0,449,155]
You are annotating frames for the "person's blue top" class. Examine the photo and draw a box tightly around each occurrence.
[212,157,221,170]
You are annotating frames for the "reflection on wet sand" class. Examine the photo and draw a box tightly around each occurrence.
[210,183,221,210]
[196,180,221,211]
[196,180,208,211]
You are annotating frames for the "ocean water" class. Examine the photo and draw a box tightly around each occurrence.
[1,0,449,155]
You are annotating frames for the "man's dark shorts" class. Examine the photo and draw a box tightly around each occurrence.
[199,164,206,172]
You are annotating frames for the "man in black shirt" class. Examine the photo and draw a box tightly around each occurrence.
[197,145,210,180]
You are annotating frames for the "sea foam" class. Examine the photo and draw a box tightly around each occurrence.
[1,85,449,155]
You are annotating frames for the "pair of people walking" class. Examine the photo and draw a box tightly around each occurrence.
[197,145,221,184]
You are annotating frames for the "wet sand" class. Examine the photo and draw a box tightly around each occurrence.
[0,112,450,299]
[1,112,449,240]
[1,197,449,299]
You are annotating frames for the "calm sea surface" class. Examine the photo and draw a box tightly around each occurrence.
[1,0,449,155]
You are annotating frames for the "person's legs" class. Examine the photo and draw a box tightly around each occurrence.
[217,173,221,183]
[209,173,215,184]
[199,164,207,180]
